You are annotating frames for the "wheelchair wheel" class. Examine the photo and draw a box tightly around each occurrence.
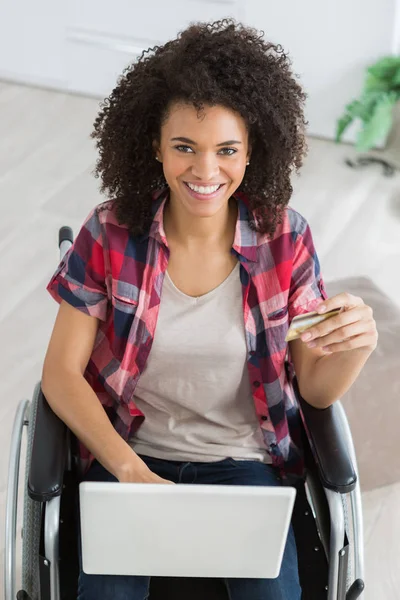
[21,383,43,600]
[341,492,355,593]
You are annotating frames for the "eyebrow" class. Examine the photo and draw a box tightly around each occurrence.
[170,137,242,146]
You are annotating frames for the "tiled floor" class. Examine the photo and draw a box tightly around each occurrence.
[1,81,400,599]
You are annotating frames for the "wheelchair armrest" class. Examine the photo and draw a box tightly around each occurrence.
[28,386,68,502]
[294,377,357,494]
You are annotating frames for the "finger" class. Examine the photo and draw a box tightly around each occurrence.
[317,293,363,314]
[301,306,367,341]
[321,332,377,353]
[305,320,370,349]
[157,475,176,485]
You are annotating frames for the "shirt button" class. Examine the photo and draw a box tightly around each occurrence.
[253,381,261,388]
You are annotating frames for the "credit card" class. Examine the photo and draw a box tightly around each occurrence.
[285,308,343,342]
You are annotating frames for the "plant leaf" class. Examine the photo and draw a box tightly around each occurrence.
[356,93,397,152]
[335,93,384,142]
[367,56,400,82]
[335,114,353,141]
[357,91,383,120]
[335,100,362,141]
[391,69,400,87]
[364,72,390,93]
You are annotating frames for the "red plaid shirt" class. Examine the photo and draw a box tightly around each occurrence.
[46,188,328,478]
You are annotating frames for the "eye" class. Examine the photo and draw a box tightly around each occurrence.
[218,148,237,156]
[174,145,194,153]
[173,145,238,156]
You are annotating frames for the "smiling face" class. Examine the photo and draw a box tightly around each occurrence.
[154,102,251,219]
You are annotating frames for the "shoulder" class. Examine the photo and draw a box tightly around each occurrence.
[236,191,309,241]
[94,199,122,226]
[256,205,310,247]
[72,201,132,266]
[92,199,130,241]
[285,205,310,237]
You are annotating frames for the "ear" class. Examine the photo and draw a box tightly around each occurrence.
[152,140,161,161]
[246,136,252,163]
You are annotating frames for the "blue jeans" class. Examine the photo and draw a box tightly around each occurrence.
[77,456,301,600]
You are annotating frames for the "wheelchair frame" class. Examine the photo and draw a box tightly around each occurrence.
[4,227,366,600]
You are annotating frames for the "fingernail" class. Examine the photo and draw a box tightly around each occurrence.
[307,341,316,348]
[318,305,327,313]
[301,332,312,341]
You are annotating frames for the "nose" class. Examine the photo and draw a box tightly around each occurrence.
[190,152,220,181]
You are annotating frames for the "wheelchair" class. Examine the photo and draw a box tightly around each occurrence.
[5,226,366,600]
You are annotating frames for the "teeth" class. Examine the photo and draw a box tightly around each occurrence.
[186,183,221,194]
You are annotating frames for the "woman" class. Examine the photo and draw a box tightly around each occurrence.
[42,19,378,600]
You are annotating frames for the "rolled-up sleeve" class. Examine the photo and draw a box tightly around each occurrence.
[288,214,328,321]
[46,207,109,321]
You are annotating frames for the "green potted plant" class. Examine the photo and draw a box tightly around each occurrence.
[336,55,400,153]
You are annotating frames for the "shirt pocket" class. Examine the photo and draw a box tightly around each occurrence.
[111,283,140,342]
[111,281,140,314]
[111,293,139,314]
[266,305,289,325]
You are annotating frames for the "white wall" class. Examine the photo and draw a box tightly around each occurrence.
[241,0,398,140]
[0,0,399,142]
[0,0,67,89]
[63,0,241,98]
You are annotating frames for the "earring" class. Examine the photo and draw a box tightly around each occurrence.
[246,161,250,166]
[155,157,160,162]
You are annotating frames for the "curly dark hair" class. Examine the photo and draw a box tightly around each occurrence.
[91,18,308,238]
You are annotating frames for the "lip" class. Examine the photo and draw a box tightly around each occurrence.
[182,181,227,201]
[184,181,226,186]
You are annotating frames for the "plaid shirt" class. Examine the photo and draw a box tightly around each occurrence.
[46,188,328,479]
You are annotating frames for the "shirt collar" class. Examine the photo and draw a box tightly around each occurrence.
[137,187,258,263]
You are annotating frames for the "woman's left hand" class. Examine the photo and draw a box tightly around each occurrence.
[300,292,379,354]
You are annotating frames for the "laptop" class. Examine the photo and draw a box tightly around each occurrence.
[79,482,296,579]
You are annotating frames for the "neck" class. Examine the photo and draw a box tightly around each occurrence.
[164,194,238,250]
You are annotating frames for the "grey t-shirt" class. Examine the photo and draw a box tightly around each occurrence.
[129,261,271,464]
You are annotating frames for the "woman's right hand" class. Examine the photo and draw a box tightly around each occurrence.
[116,461,175,485]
